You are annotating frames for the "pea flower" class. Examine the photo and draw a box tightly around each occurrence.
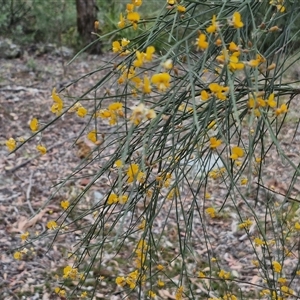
[51,88,64,115]
[29,118,39,132]
[47,220,58,230]
[209,137,222,149]
[60,200,70,210]
[151,73,171,92]
[230,146,244,160]
[206,15,218,33]
[87,130,97,143]
[272,261,282,273]
[231,12,244,28]
[77,106,87,117]
[6,137,16,151]
[196,33,208,50]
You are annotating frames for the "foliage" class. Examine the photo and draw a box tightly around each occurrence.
[7,0,300,299]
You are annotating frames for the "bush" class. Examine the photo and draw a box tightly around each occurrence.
[8,0,300,299]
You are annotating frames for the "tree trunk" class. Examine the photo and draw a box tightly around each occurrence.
[76,0,101,54]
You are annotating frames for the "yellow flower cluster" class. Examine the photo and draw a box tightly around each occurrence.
[112,38,130,55]
[127,163,145,183]
[248,92,288,117]
[63,265,79,280]
[208,167,226,180]
[51,88,64,115]
[130,103,156,125]
[116,269,145,289]
[97,102,124,125]
[107,193,128,205]
[118,0,142,30]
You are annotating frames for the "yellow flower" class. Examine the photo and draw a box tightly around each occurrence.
[127,11,140,29]
[107,193,118,205]
[145,109,156,120]
[206,15,218,33]
[295,222,300,230]
[205,207,216,218]
[230,146,244,160]
[209,137,222,149]
[138,219,146,230]
[151,73,171,92]
[116,276,126,286]
[177,5,186,13]
[47,220,58,230]
[77,106,87,117]
[145,46,155,61]
[208,82,229,100]
[126,3,134,12]
[87,130,97,143]
[29,118,39,132]
[167,0,176,5]
[270,0,285,12]
[51,88,63,114]
[63,265,78,280]
[148,290,156,298]
[175,286,184,300]
[231,12,244,28]
[114,159,123,168]
[267,93,276,107]
[36,144,47,155]
[127,163,144,183]
[118,195,128,204]
[143,76,151,94]
[109,102,123,111]
[14,251,22,260]
[200,90,210,101]
[229,55,244,72]
[112,41,122,53]
[223,293,237,300]
[260,289,271,296]
[157,264,164,271]
[196,33,208,50]
[228,42,239,52]
[157,279,165,287]
[240,178,248,185]
[238,219,253,229]
[275,103,288,116]
[198,271,205,278]
[118,13,125,28]
[54,287,67,297]
[248,59,260,67]
[278,277,287,284]
[218,269,230,279]
[80,291,88,298]
[6,138,16,151]
[98,109,111,118]
[254,237,265,246]
[272,261,282,273]
[162,59,173,69]
[20,232,29,241]
[133,51,144,67]
[60,200,70,210]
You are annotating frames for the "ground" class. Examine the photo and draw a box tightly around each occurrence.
[1,50,300,300]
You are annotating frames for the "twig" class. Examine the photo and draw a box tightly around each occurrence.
[8,136,76,173]
[26,171,35,215]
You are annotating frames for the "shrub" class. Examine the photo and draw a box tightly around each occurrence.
[8,0,300,299]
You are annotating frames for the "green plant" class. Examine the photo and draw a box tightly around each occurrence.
[8,0,300,299]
